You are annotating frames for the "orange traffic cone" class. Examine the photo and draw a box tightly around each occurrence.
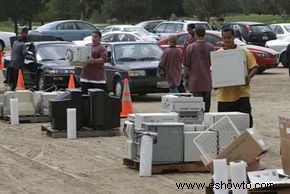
[68,74,75,89]
[0,51,4,70]
[120,78,133,118]
[16,69,25,90]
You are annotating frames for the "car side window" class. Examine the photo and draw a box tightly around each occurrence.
[155,23,166,33]
[122,34,137,41]
[176,34,187,45]
[77,22,96,30]
[112,27,121,31]
[275,26,284,34]
[102,28,112,34]
[165,23,175,33]
[56,22,77,30]
[175,24,183,33]
[102,34,115,42]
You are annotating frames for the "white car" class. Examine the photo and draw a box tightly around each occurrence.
[0,31,16,51]
[86,31,156,43]
[73,31,157,46]
[270,23,290,39]
[265,36,290,67]
[152,20,212,39]
[101,25,159,40]
[265,36,290,53]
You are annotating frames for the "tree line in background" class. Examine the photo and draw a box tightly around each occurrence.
[1,0,290,33]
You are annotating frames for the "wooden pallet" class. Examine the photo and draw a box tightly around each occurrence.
[3,114,50,123]
[123,158,208,174]
[41,125,120,138]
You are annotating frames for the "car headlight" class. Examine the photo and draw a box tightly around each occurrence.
[257,52,270,58]
[46,69,57,74]
[128,70,146,77]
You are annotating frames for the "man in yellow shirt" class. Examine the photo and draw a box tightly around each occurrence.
[218,27,258,127]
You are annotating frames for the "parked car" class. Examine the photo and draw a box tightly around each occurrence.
[0,31,16,51]
[29,20,98,41]
[87,31,156,43]
[265,36,290,67]
[270,23,290,39]
[224,22,277,46]
[158,31,279,73]
[152,20,212,40]
[3,41,76,90]
[136,20,166,32]
[75,42,168,97]
[101,25,159,40]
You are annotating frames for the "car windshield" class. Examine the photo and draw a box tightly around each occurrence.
[114,44,162,62]
[36,44,71,61]
[251,25,272,33]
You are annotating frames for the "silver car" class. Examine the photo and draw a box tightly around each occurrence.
[29,20,98,41]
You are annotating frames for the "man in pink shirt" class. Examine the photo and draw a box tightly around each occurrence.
[158,35,183,93]
[184,26,215,112]
[81,31,108,94]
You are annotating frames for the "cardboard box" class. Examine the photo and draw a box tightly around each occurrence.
[278,116,290,174]
[202,128,268,172]
[210,48,248,88]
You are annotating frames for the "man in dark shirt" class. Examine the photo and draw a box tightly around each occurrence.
[81,31,108,94]
[8,27,28,90]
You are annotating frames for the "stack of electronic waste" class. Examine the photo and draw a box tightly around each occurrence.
[124,93,267,170]
[49,89,121,132]
[124,112,185,164]
[161,93,204,124]
[0,90,65,121]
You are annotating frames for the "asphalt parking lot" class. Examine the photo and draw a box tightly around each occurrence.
[0,67,290,193]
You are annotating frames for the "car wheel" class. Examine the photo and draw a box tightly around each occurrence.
[280,52,288,68]
[114,78,123,98]
[38,75,46,91]
[0,40,4,52]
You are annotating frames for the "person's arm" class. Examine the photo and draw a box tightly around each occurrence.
[183,45,192,79]
[91,48,108,65]
[246,66,258,84]
[245,49,258,84]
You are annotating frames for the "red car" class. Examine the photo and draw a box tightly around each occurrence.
[157,31,279,73]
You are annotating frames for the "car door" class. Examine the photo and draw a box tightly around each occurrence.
[103,44,115,90]
[76,21,97,40]
[153,23,167,39]
[55,22,79,41]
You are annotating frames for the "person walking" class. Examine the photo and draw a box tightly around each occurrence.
[184,23,196,48]
[81,31,108,94]
[158,35,183,93]
[217,27,258,127]
[8,27,28,90]
[184,26,215,112]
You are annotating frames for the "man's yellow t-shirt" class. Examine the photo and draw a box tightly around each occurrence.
[217,46,258,102]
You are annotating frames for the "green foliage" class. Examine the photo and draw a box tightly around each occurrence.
[225,14,290,24]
